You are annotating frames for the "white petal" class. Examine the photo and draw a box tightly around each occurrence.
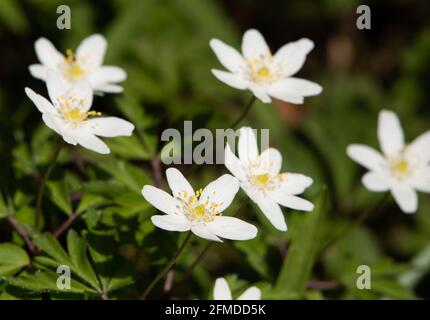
[76,34,107,68]
[83,117,134,137]
[66,81,93,111]
[166,167,195,199]
[269,192,314,212]
[410,167,430,193]
[258,148,282,174]
[90,66,126,83]
[151,215,190,232]
[362,172,390,192]
[378,110,405,156]
[41,113,63,136]
[191,225,222,242]
[213,278,232,300]
[224,144,246,181]
[93,84,123,93]
[200,175,239,212]
[142,185,179,215]
[237,287,261,300]
[238,127,259,163]
[273,38,314,77]
[74,132,110,154]
[266,78,322,103]
[211,69,248,90]
[207,216,257,240]
[209,39,245,73]
[29,64,48,81]
[249,84,271,103]
[255,197,287,231]
[346,144,386,172]
[25,87,58,114]
[34,38,64,68]
[408,131,430,163]
[275,173,313,195]
[391,183,418,214]
[46,71,67,105]
[241,29,271,60]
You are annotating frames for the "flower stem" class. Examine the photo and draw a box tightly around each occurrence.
[230,96,256,129]
[140,232,192,299]
[35,138,64,229]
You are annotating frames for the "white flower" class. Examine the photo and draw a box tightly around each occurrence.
[213,277,261,300]
[347,110,430,213]
[141,168,258,242]
[29,34,126,94]
[225,127,314,231]
[25,72,134,154]
[210,28,322,104]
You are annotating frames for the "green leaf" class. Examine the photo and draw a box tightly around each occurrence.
[275,187,328,299]
[27,229,72,266]
[47,180,72,215]
[0,243,30,276]
[371,279,416,300]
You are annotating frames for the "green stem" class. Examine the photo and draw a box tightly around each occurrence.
[140,232,192,299]
[230,96,256,129]
[35,138,64,229]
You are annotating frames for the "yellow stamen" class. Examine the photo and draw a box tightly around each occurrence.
[61,49,85,80]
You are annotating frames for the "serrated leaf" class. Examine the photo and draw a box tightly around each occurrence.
[0,243,30,276]
[27,229,72,266]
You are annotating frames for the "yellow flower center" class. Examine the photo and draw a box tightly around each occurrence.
[178,188,222,223]
[57,96,101,124]
[61,49,85,80]
[389,158,410,178]
[251,173,270,187]
[246,53,282,84]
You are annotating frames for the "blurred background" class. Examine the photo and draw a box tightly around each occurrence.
[0,0,430,300]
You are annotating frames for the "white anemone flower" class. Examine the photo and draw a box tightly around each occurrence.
[347,110,430,213]
[210,28,322,104]
[225,127,314,231]
[213,277,261,300]
[25,72,134,154]
[29,34,126,94]
[142,168,258,242]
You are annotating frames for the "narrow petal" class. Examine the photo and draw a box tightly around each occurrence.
[211,69,248,90]
[255,197,287,231]
[258,148,282,174]
[269,192,314,212]
[90,66,127,84]
[46,71,67,105]
[84,117,134,137]
[191,225,222,242]
[34,38,64,68]
[391,183,418,214]
[25,87,58,114]
[241,29,271,60]
[266,78,322,103]
[378,110,405,156]
[238,127,259,163]
[213,278,232,300]
[408,131,430,163]
[249,84,271,103]
[93,84,123,93]
[362,172,390,192]
[273,38,314,77]
[207,216,257,241]
[142,185,179,215]
[166,167,195,199]
[275,173,313,195]
[237,287,261,300]
[29,64,48,81]
[76,34,107,68]
[200,175,239,212]
[74,132,110,154]
[209,39,245,73]
[151,215,190,232]
[346,144,386,172]
[224,144,246,181]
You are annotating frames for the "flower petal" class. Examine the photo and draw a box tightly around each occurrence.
[76,34,107,68]
[269,192,314,212]
[191,225,222,242]
[209,39,246,73]
[151,215,190,232]
[66,80,94,111]
[25,87,58,114]
[249,84,271,103]
[237,287,261,300]
[275,173,313,195]
[266,78,322,103]
[46,71,67,105]
[166,167,195,199]
[83,117,134,137]
[213,278,232,300]
[238,127,259,163]
[29,64,48,81]
[90,66,126,83]
[408,131,430,163]
[362,172,390,192]
[73,132,110,154]
[207,216,257,240]
[225,144,246,181]
[255,197,287,231]
[241,29,271,60]
[211,69,248,90]
[34,38,64,68]
[378,110,405,156]
[258,148,282,174]
[273,38,314,77]
[41,113,63,136]
[347,144,386,172]
[94,84,124,93]
[391,183,418,214]
[200,174,239,212]
[410,167,430,193]
[141,185,179,215]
